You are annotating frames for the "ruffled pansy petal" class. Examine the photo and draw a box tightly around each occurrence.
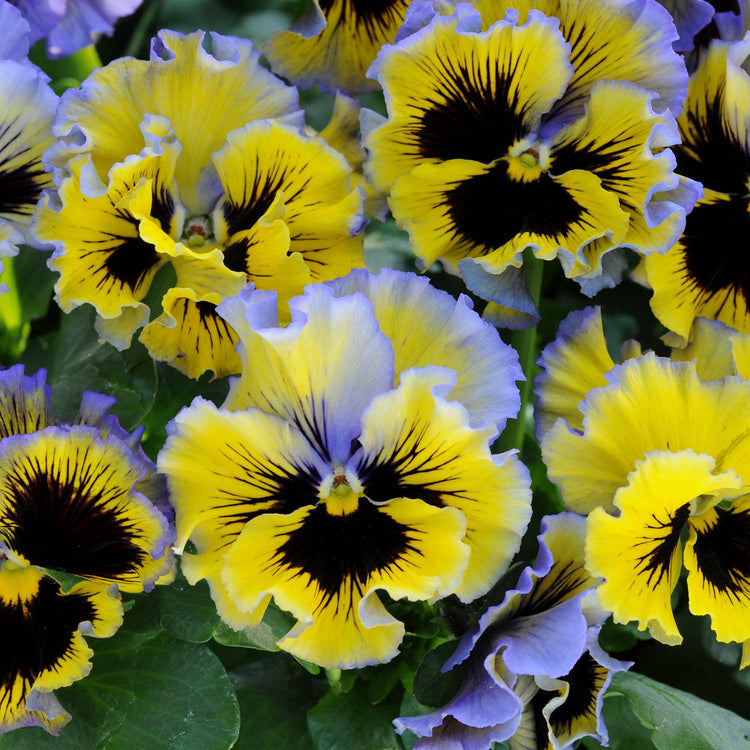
[139,287,242,379]
[550,79,696,260]
[676,36,750,194]
[458,0,687,121]
[541,0,686,123]
[0,59,57,248]
[533,633,630,749]
[51,31,299,212]
[0,425,172,593]
[265,0,410,95]
[645,38,750,339]
[534,306,615,439]
[684,494,750,646]
[222,496,468,668]
[389,155,629,284]
[326,267,523,431]
[35,139,180,326]
[219,284,395,464]
[0,2,32,61]
[586,450,742,644]
[657,0,716,51]
[212,119,364,291]
[355,366,532,602]
[670,316,740,380]
[44,0,143,59]
[0,562,122,735]
[474,512,595,679]
[543,354,750,514]
[397,513,594,749]
[365,9,574,193]
[645,189,750,340]
[0,365,52,438]
[158,396,329,568]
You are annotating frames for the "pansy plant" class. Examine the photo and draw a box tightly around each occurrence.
[538,307,750,667]
[0,366,174,734]
[33,30,366,378]
[158,269,532,669]
[365,1,696,327]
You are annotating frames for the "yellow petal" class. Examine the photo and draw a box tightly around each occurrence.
[587,450,741,644]
[684,495,750,645]
[543,354,750,514]
[222,496,468,668]
[357,366,531,601]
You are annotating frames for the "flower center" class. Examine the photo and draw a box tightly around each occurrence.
[319,464,363,516]
[182,215,213,249]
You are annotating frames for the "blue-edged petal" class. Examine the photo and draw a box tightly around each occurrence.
[534,306,615,440]
[50,30,299,213]
[0,365,52,438]
[460,261,540,331]
[0,1,32,61]
[657,0,716,51]
[0,425,173,592]
[265,0,410,95]
[0,59,57,251]
[0,563,122,735]
[6,0,60,47]
[45,0,143,58]
[353,366,531,602]
[326,268,523,430]
[218,283,395,465]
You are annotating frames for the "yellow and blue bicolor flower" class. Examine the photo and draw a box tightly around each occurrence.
[643,36,750,344]
[0,2,58,287]
[365,2,697,328]
[0,366,175,735]
[158,270,532,669]
[33,30,366,378]
[265,0,411,95]
[537,307,750,669]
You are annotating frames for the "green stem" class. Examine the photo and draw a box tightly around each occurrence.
[124,0,161,59]
[499,250,545,453]
[0,256,28,363]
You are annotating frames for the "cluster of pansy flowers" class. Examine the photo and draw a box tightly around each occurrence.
[1,0,750,745]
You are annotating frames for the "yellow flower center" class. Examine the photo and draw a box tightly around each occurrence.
[505,149,543,183]
[319,465,362,516]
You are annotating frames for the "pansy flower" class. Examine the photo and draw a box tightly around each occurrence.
[395,513,630,749]
[9,0,143,58]
[659,0,747,56]
[642,36,750,344]
[365,2,695,327]
[33,30,366,378]
[0,2,58,283]
[538,308,750,666]
[158,269,531,669]
[0,365,175,734]
[265,0,410,95]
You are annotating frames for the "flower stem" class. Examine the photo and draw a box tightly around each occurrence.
[499,250,544,453]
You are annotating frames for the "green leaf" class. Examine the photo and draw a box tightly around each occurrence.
[586,693,656,750]
[412,640,464,708]
[307,684,403,750]
[231,652,326,750]
[14,248,55,323]
[154,572,220,643]
[20,306,157,430]
[212,601,295,652]
[0,606,240,749]
[140,362,228,459]
[610,671,750,750]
